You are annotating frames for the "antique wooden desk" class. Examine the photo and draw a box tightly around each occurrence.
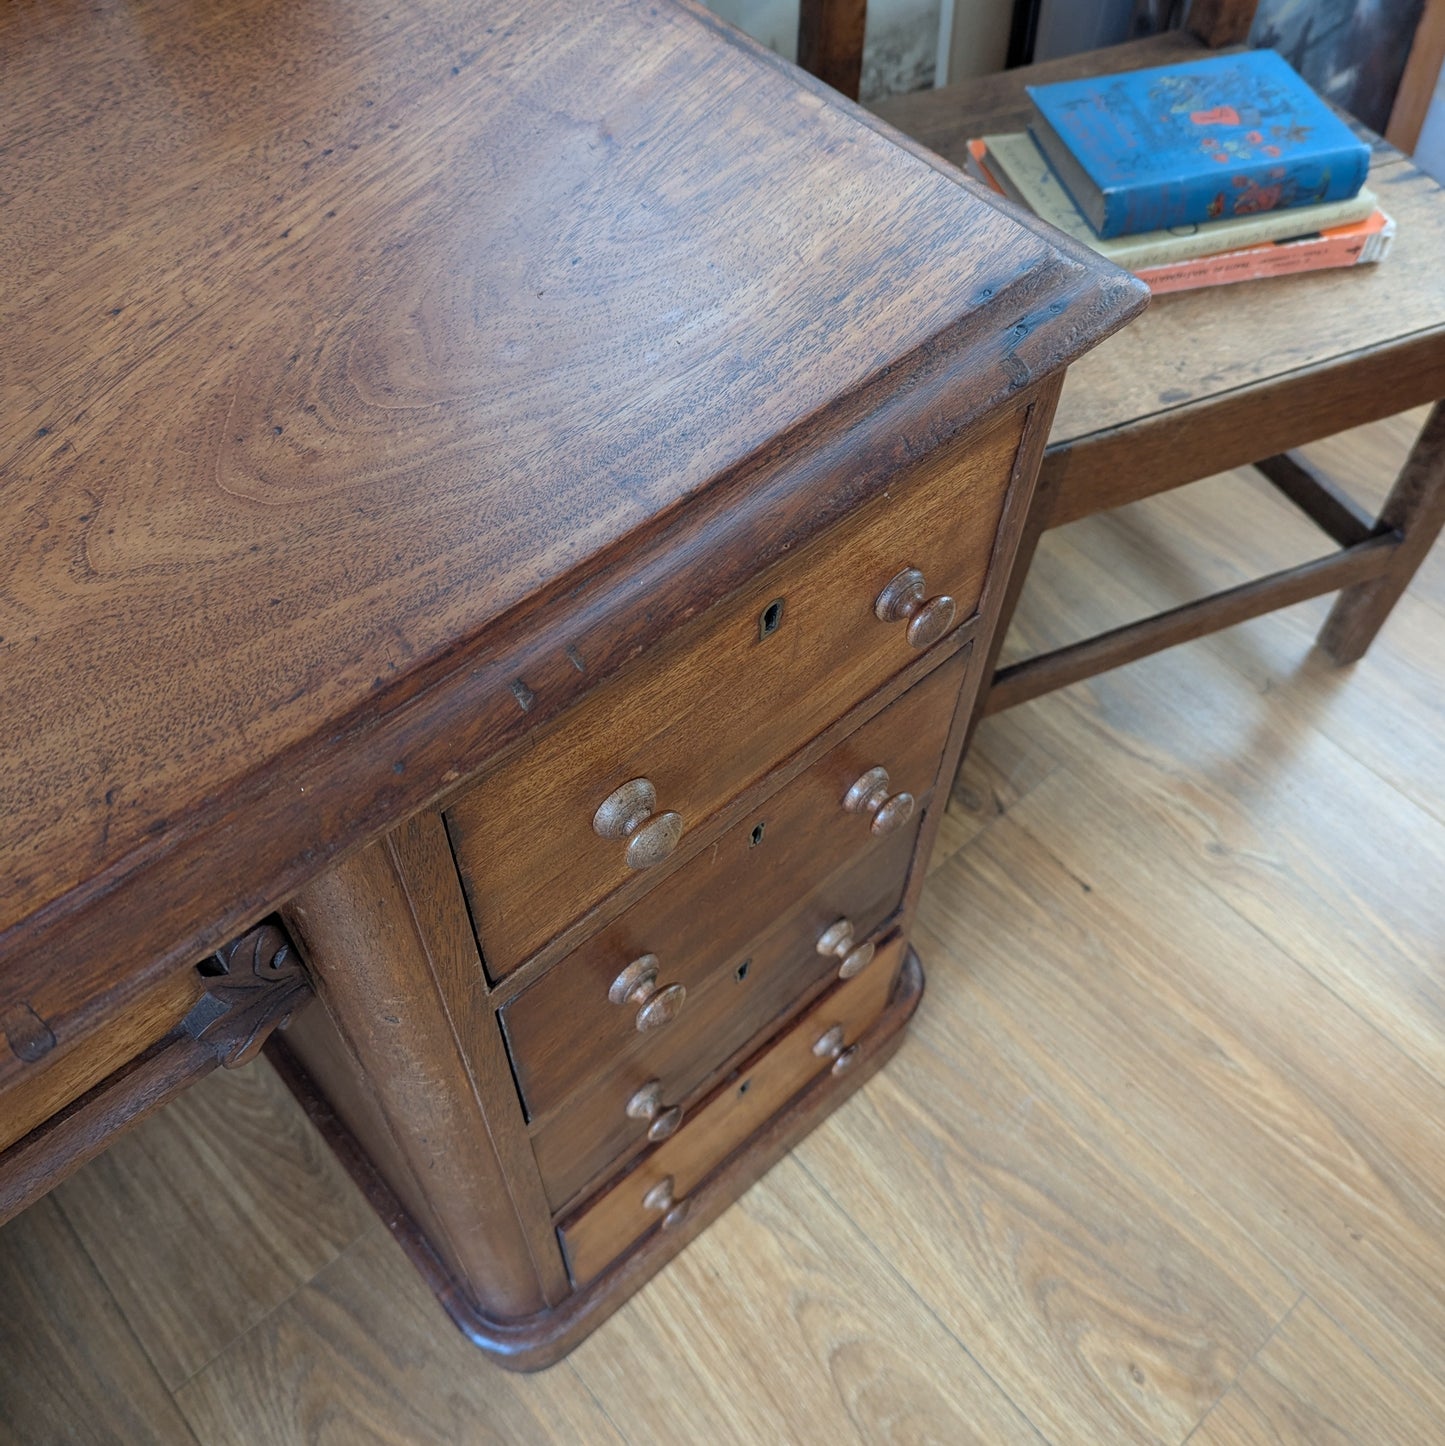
[0,0,1141,1367]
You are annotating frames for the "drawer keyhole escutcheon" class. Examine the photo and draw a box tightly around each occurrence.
[609,954,687,1032]
[816,918,876,979]
[593,777,684,869]
[813,1024,859,1076]
[874,567,956,649]
[642,1175,691,1231]
[842,766,915,837]
[625,1080,684,1141]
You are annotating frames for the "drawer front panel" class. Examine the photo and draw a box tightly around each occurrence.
[529,824,917,1210]
[446,408,1023,979]
[0,969,203,1156]
[500,645,968,1125]
[558,936,905,1287]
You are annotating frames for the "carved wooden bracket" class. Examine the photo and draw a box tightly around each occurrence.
[183,919,312,1068]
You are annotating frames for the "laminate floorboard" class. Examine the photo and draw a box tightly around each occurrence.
[50,1045,377,1390]
[0,1198,198,1445]
[1187,1297,1445,1445]
[1,412,1442,1443]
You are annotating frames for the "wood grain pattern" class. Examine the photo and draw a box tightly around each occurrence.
[528,822,917,1211]
[798,0,868,100]
[559,938,904,1287]
[800,902,1297,1442]
[0,1198,198,1445]
[501,647,966,1124]
[871,40,1445,460]
[171,1228,625,1446]
[0,966,201,1154]
[4,417,1444,1438]
[0,0,1142,1093]
[280,832,564,1321]
[445,409,1022,977]
[951,760,1445,1415]
[565,1155,1040,1444]
[1004,468,1445,1089]
[1191,1297,1445,1445]
[49,1056,375,1390]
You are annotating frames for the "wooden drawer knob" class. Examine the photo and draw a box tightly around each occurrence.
[816,918,876,980]
[609,954,687,1032]
[642,1175,691,1231]
[593,778,684,870]
[875,567,956,649]
[626,1080,684,1141]
[812,1024,859,1077]
[842,766,915,836]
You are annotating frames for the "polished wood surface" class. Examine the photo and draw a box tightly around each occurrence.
[443,408,1023,978]
[530,823,917,1209]
[873,37,1445,472]
[798,0,868,100]
[4,414,1440,1436]
[873,31,1445,756]
[0,921,311,1225]
[280,819,567,1320]
[501,648,967,1125]
[0,968,201,1155]
[559,938,906,1287]
[0,0,1142,1094]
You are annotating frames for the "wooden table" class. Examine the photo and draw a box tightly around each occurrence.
[877,32,1445,722]
[0,0,1140,1366]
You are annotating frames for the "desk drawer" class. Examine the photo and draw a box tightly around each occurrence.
[0,969,204,1156]
[558,936,904,1287]
[500,645,966,1127]
[529,824,916,1210]
[446,408,1023,979]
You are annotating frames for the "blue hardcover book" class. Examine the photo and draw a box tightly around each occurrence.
[1026,50,1370,240]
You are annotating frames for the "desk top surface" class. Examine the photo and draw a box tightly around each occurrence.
[0,0,1139,1066]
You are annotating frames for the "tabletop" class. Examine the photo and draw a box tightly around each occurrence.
[0,0,1140,1082]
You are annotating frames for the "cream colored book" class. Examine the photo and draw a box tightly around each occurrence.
[982,131,1378,270]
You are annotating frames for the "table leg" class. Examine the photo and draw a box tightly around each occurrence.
[1319,399,1445,664]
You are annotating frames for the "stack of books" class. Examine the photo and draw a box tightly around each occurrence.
[966,50,1393,294]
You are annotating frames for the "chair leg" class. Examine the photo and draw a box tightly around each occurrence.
[1318,400,1445,664]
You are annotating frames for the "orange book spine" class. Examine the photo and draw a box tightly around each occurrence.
[1137,210,1394,294]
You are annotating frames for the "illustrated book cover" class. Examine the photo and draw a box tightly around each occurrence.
[973,131,1377,270]
[1026,49,1371,239]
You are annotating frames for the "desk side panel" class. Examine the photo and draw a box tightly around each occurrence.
[280,824,569,1320]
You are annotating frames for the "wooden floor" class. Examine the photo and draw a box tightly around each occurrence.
[3,410,1443,1445]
